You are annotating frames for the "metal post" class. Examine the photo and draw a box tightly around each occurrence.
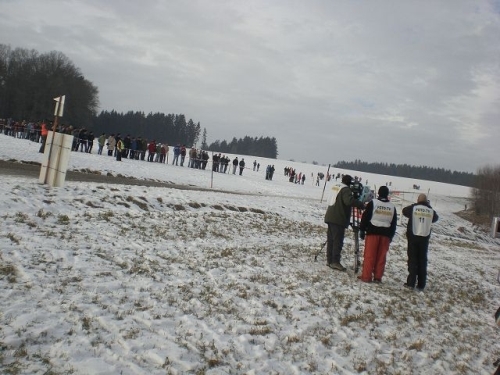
[210,151,214,188]
[320,164,331,203]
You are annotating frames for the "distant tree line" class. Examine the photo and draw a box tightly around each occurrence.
[91,110,201,147]
[471,165,500,218]
[0,44,99,127]
[206,136,278,158]
[334,159,476,187]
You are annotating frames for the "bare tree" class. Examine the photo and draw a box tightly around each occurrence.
[471,165,500,219]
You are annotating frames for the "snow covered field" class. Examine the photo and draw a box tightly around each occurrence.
[0,134,499,375]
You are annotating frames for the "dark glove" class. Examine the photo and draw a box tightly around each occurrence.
[360,231,365,240]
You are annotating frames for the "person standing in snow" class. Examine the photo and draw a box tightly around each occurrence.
[402,193,439,291]
[97,132,106,155]
[358,186,397,283]
[324,175,365,271]
[232,157,238,174]
[38,120,48,153]
[147,140,156,162]
[116,136,124,161]
[239,158,245,175]
[87,131,94,153]
[180,144,187,166]
[107,134,116,156]
[172,144,180,165]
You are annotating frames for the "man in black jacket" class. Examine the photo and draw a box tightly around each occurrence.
[402,193,439,291]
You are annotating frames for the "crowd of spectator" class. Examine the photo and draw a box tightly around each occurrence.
[1,118,333,188]
[0,118,254,176]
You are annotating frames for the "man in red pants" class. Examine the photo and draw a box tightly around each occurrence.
[358,186,397,283]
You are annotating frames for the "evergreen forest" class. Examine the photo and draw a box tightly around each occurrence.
[206,136,278,159]
[91,110,201,148]
[334,160,476,187]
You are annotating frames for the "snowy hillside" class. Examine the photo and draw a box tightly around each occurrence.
[0,134,499,375]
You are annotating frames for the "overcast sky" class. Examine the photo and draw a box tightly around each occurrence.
[1,0,499,172]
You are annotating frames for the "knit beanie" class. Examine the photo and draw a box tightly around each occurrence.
[378,186,389,199]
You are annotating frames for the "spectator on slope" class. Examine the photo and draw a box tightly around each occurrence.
[38,120,48,153]
[202,151,209,170]
[147,140,156,162]
[402,194,438,291]
[107,134,116,156]
[123,134,131,158]
[130,137,137,159]
[324,174,365,271]
[160,144,167,163]
[253,160,257,171]
[114,134,121,156]
[269,165,275,180]
[155,142,161,162]
[140,138,147,161]
[180,145,187,166]
[97,133,106,155]
[239,158,245,176]
[78,128,88,152]
[188,147,196,168]
[71,127,79,151]
[232,157,238,175]
[358,186,397,283]
[116,136,124,161]
[87,131,95,153]
[219,155,224,173]
[173,144,180,165]
[212,153,219,172]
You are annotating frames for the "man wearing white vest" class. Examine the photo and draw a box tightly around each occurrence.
[402,193,439,291]
[359,186,397,283]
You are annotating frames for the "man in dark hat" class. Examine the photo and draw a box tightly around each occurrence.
[358,186,397,283]
[324,174,365,271]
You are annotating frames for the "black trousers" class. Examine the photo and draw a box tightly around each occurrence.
[327,223,345,264]
[406,237,429,289]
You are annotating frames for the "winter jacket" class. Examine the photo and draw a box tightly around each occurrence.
[107,136,116,150]
[402,202,439,240]
[40,123,48,137]
[324,185,364,228]
[360,198,397,239]
[98,134,106,146]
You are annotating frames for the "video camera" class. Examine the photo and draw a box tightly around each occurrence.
[350,181,364,200]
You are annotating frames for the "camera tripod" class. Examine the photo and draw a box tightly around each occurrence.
[314,206,363,274]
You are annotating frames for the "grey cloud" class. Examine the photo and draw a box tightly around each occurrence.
[0,0,498,172]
